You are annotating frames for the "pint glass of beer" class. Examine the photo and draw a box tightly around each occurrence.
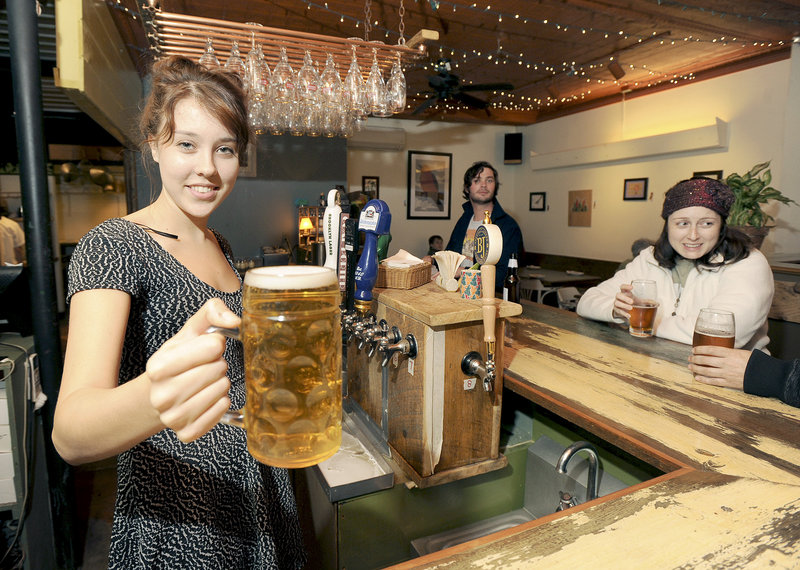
[216,266,342,468]
[628,280,659,337]
[693,308,735,348]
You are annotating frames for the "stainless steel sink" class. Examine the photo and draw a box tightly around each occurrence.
[410,435,629,557]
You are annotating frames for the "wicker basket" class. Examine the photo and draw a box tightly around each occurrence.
[376,261,432,289]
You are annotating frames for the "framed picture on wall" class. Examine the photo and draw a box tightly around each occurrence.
[568,189,592,227]
[692,170,723,180]
[623,178,648,201]
[407,150,452,219]
[529,192,546,211]
[239,142,257,178]
[362,176,379,200]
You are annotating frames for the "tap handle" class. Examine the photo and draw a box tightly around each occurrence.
[343,218,358,313]
[354,199,391,315]
[474,211,502,349]
[323,188,342,272]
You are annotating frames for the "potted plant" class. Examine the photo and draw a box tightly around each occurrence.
[724,160,797,248]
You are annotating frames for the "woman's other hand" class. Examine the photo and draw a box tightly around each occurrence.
[612,283,634,320]
[688,345,751,390]
[147,298,241,442]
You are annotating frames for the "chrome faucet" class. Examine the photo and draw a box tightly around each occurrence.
[556,441,600,503]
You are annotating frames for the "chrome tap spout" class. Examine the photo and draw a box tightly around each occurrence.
[556,441,600,502]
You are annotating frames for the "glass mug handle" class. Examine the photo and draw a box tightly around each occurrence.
[206,326,244,428]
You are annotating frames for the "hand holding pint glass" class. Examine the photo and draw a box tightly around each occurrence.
[212,266,342,468]
[693,308,735,348]
[628,280,659,337]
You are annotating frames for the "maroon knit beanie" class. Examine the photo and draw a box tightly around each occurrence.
[661,177,735,219]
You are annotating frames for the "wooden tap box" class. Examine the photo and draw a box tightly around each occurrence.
[346,282,522,487]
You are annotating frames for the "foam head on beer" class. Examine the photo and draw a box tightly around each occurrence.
[244,265,337,290]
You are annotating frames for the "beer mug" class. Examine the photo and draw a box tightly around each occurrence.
[212,266,342,468]
[693,308,735,348]
[628,280,659,337]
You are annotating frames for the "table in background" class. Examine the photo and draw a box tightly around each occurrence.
[518,267,601,303]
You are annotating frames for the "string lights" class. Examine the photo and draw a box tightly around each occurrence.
[105,0,795,116]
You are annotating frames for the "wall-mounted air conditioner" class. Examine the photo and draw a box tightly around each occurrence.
[347,126,406,151]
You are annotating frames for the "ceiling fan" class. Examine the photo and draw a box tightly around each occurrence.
[412,58,514,115]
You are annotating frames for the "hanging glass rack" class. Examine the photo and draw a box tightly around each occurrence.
[142,9,437,79]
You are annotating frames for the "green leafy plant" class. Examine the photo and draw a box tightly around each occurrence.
[725,161,797,227]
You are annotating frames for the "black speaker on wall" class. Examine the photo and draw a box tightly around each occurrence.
[504,132,522,165]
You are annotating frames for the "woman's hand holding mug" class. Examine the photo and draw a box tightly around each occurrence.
[146,298,240,443]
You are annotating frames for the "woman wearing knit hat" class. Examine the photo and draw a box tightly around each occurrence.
[577,177,774,349]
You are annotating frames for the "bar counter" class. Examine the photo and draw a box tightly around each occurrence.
[392,302,800,568]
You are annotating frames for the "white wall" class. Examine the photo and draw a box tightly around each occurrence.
[347,120,517,259]
[351,51,800,264]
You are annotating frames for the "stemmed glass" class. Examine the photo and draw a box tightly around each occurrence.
[198,37,220,70]
[296,51,321,136]
[343,47,367,121]
[366,49,390,117]
[225,41,246,77]
[319,54,342,137]
[386,57,407,114]
[269,46,294,135]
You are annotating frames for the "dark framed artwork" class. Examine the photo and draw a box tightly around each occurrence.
[692,170,723,180]
[362,176,379,200]
[529,192,546,211]
[407,151,452,219]
[623,178,648,201]
[238,142,257,177]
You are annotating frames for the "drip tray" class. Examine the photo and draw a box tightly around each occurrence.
[312,411,394,502]
[411,509,534,556]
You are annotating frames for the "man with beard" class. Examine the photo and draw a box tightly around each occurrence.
[445,161,524,291]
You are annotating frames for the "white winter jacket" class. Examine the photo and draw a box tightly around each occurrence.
[576,247,774,350]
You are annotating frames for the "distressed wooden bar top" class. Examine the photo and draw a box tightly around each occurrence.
[392,302,800,569]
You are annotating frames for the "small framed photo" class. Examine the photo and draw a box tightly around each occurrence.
[362,176,379,200]
[238,142,257,178]
[529,192,546,211]
[407,150,452,219]
[692,170,723,180]
[623,178,648,201]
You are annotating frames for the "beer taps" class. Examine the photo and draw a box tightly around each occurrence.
[461,211,503,396]
[359,318,389,356]
[379,326,417,368]
[346,313,375,346]
[461,351,494,392]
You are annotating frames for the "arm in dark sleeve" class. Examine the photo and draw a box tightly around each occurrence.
[743,349,800,408]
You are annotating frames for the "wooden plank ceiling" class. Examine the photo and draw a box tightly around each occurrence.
[108,0,800,125]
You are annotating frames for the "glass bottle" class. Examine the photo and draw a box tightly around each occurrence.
[503,253,520,303]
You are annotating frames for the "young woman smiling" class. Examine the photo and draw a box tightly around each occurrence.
[52,56,306,569]
[577,177,774,349]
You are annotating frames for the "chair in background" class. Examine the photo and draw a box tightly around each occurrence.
[520,278,557,304]
[556,287,581,311]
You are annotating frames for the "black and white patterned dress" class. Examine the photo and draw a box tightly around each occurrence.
[68,218,307,569]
